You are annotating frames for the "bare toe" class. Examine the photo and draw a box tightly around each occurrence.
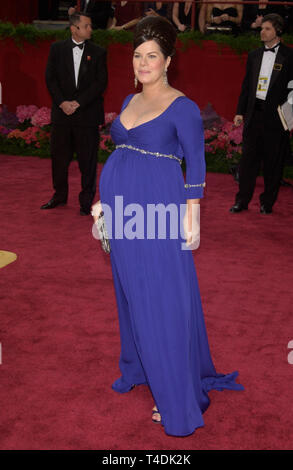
[152,406,161,423]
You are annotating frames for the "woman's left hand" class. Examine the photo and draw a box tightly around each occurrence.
[183,203,200,250]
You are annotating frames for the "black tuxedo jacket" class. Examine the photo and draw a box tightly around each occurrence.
[237,43,293,131]
[46,38,107,126]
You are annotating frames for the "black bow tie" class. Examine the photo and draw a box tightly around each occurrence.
[264,44,280,53]
[72,42,84,50]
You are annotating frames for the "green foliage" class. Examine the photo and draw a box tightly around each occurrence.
[99,148,112,163]
[177,30,204,51]
[0,134,50,157]
[1,134,292,178]
[0,21,133,48]
[0,21,292,177]
[91,28,133,48]
[0,21,69,45]
[0,21,15,38]
[1,21,293,53]
[205,152,237,173]
[177,29,293,55]
[203,32,261,55]
[284,166,293,179]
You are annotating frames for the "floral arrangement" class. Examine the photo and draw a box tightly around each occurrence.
[99,112,117,156]
[0,103,244,165]
[0,104,51,155]
[1,21,293,55]
[0,105,117,158]
[16,105,39,123]
[204,120,243,163]
[1,104,291,176]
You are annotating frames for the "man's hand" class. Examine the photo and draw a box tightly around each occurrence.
[71,101,80,111]
[59,101,80,115]
[233,115,243,126]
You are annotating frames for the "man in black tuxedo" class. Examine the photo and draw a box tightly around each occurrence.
[230,14,293,215]
[41,12,107,215]
[69,1,113,29]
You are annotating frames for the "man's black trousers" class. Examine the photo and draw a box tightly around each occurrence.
[50,124,100,211]
[236,106,290,210]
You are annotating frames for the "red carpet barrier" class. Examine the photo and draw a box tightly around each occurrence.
[0,38,248,120]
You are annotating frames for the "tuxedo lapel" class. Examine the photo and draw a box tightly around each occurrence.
[77,41,90,88]
[252,48,263,96]
[64,39,76,89]
[267,45,286,95]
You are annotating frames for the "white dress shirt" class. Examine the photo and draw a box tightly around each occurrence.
[256,43,280,101]
[72,38,85,87]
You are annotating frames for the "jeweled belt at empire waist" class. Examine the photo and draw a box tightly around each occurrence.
[115,144,206,189]
[115,144,182,164]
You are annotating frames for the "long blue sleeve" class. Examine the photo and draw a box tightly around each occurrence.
[175,98,206,199]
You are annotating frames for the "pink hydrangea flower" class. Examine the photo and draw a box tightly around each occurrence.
[221,121,234,133]
[204,118,243,159]
[228,126,243,145]
[31,107,51,127]
[104,112,117,125]
[204,129,217,140]
[100,134,111,150]
[16,105,38,123]
[217,132,229,143]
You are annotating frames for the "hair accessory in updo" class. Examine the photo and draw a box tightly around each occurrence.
[133,16,177,58]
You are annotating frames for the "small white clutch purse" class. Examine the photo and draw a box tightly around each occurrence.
[96,211,111,254]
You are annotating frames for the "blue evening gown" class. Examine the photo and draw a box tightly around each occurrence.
[99,94,244,437]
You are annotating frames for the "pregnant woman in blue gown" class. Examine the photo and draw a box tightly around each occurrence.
[92,16,243,437]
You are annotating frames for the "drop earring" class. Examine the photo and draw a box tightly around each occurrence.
[163,70,168,86]
[134,76,138,88]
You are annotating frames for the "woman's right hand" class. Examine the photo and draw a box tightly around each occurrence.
[91,200,103,223]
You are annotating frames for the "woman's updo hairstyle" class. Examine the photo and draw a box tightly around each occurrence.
[133,16,177,58]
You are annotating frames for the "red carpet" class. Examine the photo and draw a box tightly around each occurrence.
[1,154,293,450]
